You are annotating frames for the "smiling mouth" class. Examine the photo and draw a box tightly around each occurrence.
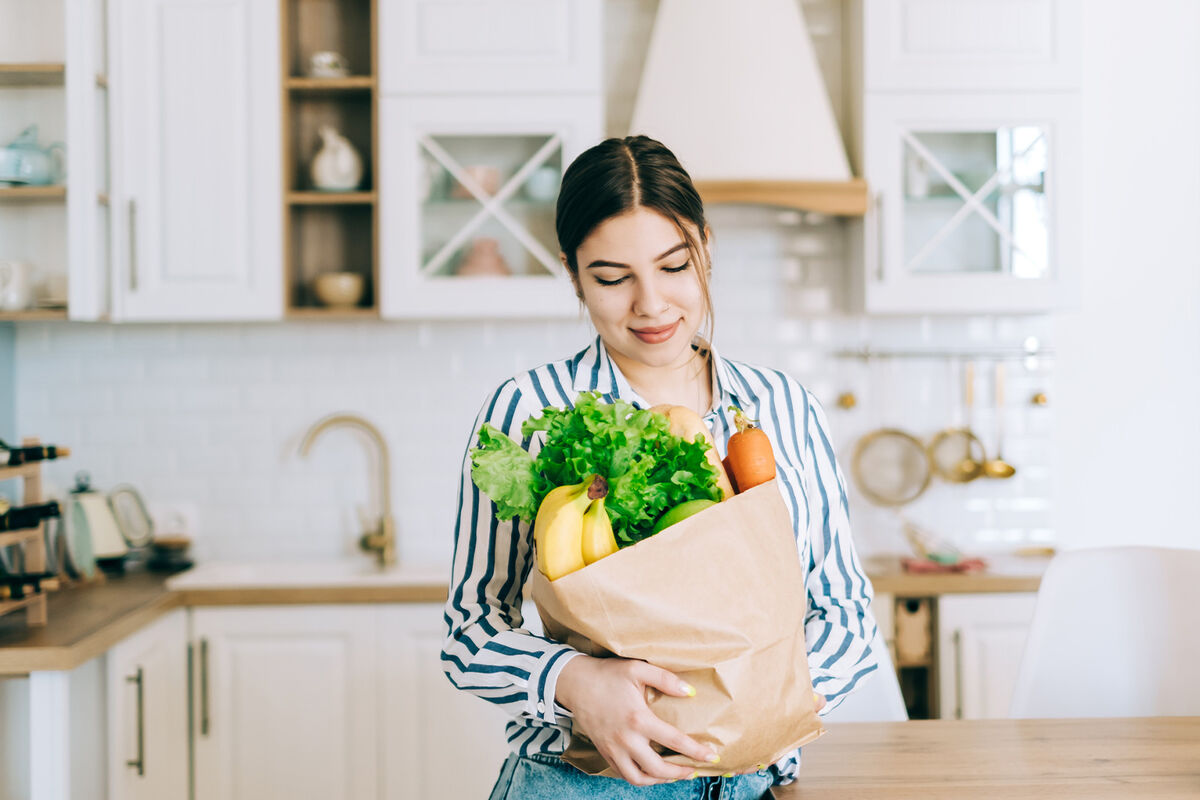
[630,320,681,343]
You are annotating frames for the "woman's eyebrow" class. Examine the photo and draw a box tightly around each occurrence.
[584,242,688,269]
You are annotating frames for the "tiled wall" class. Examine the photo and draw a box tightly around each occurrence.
[9,0,1057,565]
[0,323,13,444]
[13,206,1056,566]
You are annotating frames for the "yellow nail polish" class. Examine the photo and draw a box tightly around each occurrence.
[722,773,734,778]
[812,691,822,704]
[756,763,766,770]
[708,753,720,764]
[682,684,696,697]
[689,771,698,780]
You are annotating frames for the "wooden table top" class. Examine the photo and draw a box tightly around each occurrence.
[863,554,1051,596]
[772,717,1200,799]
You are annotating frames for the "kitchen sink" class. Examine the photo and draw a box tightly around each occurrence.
[165,559,449,590]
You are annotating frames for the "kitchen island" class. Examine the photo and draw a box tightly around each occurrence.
[773,717,1200,799]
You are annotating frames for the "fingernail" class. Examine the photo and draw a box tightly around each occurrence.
[812,691,822,704]
[708,753,720,764]
[722,773,734,778]
[681,683,696,697]
[689,771,698,780]
[756,763,766,770]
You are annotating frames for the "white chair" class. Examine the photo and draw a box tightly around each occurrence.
[1010,546,1200,718]
[821,629,908,722]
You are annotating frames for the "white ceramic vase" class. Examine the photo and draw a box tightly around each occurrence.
[311,126,362,191]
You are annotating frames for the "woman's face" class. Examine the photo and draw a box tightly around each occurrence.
[566,207,711,370]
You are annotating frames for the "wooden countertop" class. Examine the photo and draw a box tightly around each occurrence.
[864,554,1051,596]
[0,568,449,675]
[773,717,1200,799]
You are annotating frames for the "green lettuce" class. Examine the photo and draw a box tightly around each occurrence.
[469,391,720,546]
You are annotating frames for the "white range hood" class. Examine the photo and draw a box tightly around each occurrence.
[629,0,867,215]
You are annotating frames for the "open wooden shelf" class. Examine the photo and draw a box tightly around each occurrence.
[286,76,374,91]
[285,307,379,319]
[0,309,68,322]
[0,63,65,87]
[288,190,375,205]
[0,186,67,202]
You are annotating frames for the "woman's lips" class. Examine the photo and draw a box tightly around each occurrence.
[631,320,680,344]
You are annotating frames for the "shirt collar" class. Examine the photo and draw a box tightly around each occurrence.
[569,335,743,412]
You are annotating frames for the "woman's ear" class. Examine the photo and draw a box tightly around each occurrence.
[703,225,715,270]
[561,251,583,300]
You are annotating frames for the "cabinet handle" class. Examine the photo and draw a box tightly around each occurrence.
[952,629,963,720]
[874,192,885,282]
[200,638,210,737]
[126,667,145,777]
[128,198,139,291]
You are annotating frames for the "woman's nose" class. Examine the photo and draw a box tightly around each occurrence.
[632,278,668,317]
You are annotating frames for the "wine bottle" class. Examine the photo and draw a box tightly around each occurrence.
[0,500,61,533]
[0,440,70,467]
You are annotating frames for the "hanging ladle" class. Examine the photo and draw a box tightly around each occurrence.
[952,360,985,481]
[983,360,1017,479]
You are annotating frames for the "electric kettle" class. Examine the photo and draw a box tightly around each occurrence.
[0,125,65,186]
[68,472,128,572]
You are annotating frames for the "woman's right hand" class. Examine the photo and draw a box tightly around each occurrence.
[554,655,720,786]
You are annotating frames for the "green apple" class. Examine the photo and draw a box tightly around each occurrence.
[652,499,717,535]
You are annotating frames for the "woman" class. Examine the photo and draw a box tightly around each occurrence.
[443,136,878,798]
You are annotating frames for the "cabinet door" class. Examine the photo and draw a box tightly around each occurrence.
[106,608,189,800]
[379,94,602,319]
[379,0,602,95]
[110,0,282,320]
[861,0,1082,92]
[859,91,1081,314]
[379,604,512,800]
[191,606,377,800]
[937,593,1037,720]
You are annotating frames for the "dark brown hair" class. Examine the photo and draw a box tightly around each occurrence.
[555,135,714,346]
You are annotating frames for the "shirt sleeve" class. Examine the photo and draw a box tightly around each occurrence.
[801,388,880,715]
[441,379,583,725]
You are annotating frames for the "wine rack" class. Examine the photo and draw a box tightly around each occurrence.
[0,438,63,626]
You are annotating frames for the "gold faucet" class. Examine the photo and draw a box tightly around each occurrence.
[298,413,396,568]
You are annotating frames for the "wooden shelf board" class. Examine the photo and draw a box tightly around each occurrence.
[0,462,42,481]
[285,307,379,320]
[0,185,67,202]
[286,76,374,91]
[0,63,65,87]
[0,309,68,322]
[288,191,375,205]
[694,178,870,217]
[0,593,47,621]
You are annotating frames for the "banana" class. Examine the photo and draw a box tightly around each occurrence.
[533,474,605,580]
[581,497,618,565]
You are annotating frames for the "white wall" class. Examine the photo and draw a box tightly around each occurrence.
[1053,0,1200,551]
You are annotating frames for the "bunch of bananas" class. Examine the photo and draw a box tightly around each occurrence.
[533,474,619,580]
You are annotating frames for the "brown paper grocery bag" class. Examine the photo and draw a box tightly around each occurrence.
[530,479,826,778]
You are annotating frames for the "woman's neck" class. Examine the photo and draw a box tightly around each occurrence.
[607,343,713,414]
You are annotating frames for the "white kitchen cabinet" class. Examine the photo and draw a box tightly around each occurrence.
[106,608,189,800]
[379,604,512,799]
[856,91,1081,314]
[378,0,602,96]
[860,0,1082,92]
[190,606,377,800]
[108,0,282,321]
[937,593,1037,720]
[379,94,602,319]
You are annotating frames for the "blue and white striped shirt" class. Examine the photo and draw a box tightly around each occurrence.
[442,335,878,785]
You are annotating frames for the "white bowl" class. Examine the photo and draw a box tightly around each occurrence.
[312,272,365,308]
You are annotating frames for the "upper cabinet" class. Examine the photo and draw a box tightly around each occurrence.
[851,0,1082,314]
[378,0,602,95]
[109,0,282,321]
[861,0,1083,92]
[860,92,1081,314]
[379,95,601,319]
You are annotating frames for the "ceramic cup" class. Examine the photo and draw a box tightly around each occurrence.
[0,260,35,310]
[524,165,559,202]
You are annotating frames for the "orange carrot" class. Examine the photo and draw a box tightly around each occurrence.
[726,405,776,491]
[722,454,740,495]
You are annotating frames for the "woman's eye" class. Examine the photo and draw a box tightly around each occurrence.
[594,275,629,287]
[664,262,691,274]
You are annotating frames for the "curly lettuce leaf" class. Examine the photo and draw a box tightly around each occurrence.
[468,423,539,522]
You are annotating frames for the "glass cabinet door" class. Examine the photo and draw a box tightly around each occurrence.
[381,95,602,319]
[864,93,1081,314]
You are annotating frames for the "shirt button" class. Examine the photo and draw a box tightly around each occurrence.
[536,701,545,714]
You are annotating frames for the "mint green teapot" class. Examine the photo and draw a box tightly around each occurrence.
[0,125,65,186]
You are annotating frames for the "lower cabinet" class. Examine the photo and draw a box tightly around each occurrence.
[105,603,516,799]
[106,608,189,800]
[936,593,1038,720]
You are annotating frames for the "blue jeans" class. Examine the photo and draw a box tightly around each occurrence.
[488,752,774,799]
